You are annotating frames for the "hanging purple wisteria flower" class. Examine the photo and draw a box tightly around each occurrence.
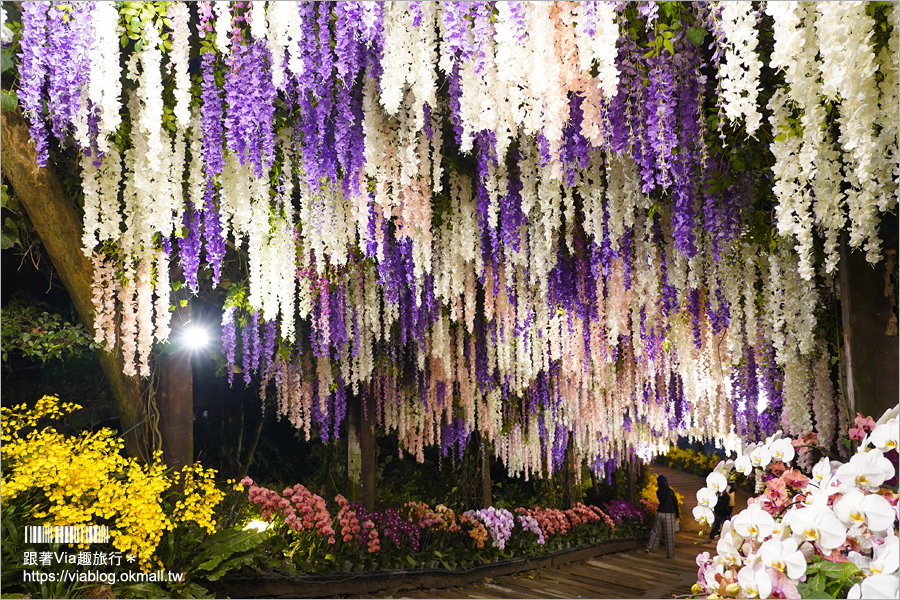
[224,40,277,178]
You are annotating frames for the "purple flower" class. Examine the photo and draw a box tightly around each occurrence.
[221,306,237,386]
[19,2,51,166]
[45,2,92,146]
[202,183,226,286]
[179,205,202,292]
[200,51,224,179]
[224,40,277,178]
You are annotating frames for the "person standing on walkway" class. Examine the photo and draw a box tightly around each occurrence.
[708,483,736,541]
[646,474,680,558]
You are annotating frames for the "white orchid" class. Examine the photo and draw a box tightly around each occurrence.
[713,459,735,477]
[834,489,897,534]
[769,518,791,541]
[706,471,729,494]
[749,445,773,470]
[698,553,727,590]
[868,418,898,453]
[768,437,795,464]
[735,452,754,476]
[693,504,714,526]
[716,522,744,567]
[732,503,776,540]
[785,504,847,553]
[848,575,900,600]
[758,537,807,580]
[836,449,896,493]
[810,457,832,487]
[697,486,718,508]
[737,561,773,599]
[850,535,900,577]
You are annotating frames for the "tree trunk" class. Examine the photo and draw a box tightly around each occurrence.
[347,394,377,509]
[481,435,492,509]
[627,457,636,503]
[562,439,578,508]
[360,395,376,511]
[1,107,148,460]
[157,300,194,471]
[347,396,363,504]
[839,236,899,422]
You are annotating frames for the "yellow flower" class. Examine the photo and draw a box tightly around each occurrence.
[2,395,226,571]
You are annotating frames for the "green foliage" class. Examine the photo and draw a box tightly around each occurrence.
[116,525,278,598]
[797,557,864,599]
[1,184,21,250]
[119,1,173,51]
[1,300,98,364]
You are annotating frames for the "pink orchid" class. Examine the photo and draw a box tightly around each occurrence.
[782,469,810,490]
[768,568,801,599]
[850,414,877,440]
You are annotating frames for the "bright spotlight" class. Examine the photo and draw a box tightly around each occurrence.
[182,325,210,350]
[243,519,272,532]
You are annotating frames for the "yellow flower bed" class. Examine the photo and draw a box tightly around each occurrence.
[1,396,224,570]
[663,447,719,475]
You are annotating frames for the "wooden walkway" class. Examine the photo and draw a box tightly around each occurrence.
[375,465,749,599]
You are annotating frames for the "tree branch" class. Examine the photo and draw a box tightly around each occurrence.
[1,106,150,460]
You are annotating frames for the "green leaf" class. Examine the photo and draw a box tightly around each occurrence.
[191,529,271,573]
[1,90,18,112]
[662,37,675,54]
[686,27,708,47]
[1,48,14,74]
[796,581,832,599]
[179,299,188,307]
[816,561,849,579]
[841,562,863,579]
[405,555,416,567]
[1,230,17,250]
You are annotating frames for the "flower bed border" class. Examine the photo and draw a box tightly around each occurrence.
[214,536,647,598]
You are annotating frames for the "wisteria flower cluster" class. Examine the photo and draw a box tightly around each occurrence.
[691,403,899,600]
[8,2,897,482]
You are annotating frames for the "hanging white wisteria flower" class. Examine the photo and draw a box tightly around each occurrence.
[86,1,122,154]
[715,1,762,134]
[8,0,898,492]
[816,2,885,265]
[167,2,192,130]
[575,1,620,98]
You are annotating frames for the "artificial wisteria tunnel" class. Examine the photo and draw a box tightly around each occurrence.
[0,2,897,599]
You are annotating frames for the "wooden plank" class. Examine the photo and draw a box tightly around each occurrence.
[531,569,648,596]
[491,576,567,599]
[480,582,546,599]
[561,564,659,588]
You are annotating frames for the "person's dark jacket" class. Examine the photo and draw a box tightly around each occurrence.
[656,476,680,517]
[714,491,733,517]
